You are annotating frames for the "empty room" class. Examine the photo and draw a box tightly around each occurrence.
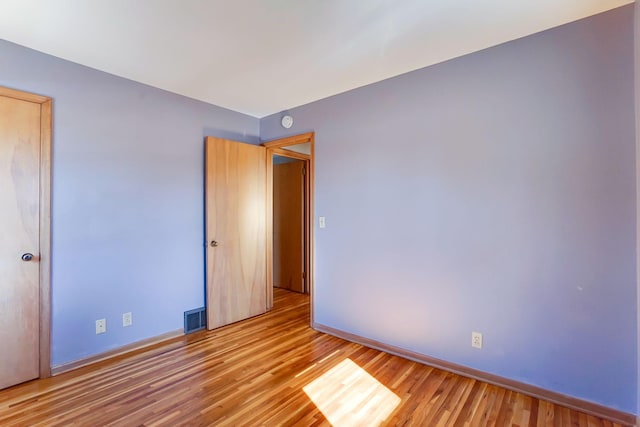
[0,0,639,426]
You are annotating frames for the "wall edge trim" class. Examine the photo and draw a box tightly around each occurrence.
[51,329,185,376]
[312,322,636,426]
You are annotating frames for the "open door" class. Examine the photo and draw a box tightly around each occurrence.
[205,137,267,329]
[263,133,315,319]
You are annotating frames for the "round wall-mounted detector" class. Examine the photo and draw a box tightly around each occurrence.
[281,115,294,129]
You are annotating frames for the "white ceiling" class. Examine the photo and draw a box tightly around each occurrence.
[0,0,633,117]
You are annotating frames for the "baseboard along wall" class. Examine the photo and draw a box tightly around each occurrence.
[51,329,185,376]
[312,322,636,427]
[48,321,636,426]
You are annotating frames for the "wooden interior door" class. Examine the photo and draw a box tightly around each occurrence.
[0,93,42,389]
[273,159,305,293]
[205,137,267,329]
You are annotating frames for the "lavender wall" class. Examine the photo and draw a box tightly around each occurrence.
[0,39,260,366]
[262,6,637,413]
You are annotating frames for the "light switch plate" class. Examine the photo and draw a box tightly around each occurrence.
[319,216,326,228]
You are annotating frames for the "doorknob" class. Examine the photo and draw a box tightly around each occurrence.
[21,253,34,261]
[210,240,218,247]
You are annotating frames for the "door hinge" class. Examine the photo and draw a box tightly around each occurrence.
[302,271,306,280]
[302,167,306,176]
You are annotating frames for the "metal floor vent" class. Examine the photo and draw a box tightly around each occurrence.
[184,307,206,334]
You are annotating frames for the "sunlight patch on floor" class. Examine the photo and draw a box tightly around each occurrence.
[303,358,401,426]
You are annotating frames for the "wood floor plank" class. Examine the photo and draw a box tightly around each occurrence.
[0,289,631,426]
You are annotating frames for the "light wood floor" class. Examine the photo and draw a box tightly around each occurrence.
[0,289,630,426]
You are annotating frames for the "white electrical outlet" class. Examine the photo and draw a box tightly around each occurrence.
[319,216,326,228]
[472,332,482,349]
[123,312,132,327]
[96,318,107,334]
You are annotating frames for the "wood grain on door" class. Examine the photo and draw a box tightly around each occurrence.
[0,95,41,389]
[205,137,267,329]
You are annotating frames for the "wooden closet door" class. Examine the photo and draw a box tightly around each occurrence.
[0,94,41,389]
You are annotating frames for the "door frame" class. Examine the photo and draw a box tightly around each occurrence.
[263,132,315,325]
[0,86,52,378]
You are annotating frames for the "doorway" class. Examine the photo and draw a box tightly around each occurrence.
[0,86,52,388]
[272,154,306,293]
[263,133,315,322]
[204,132,315,330]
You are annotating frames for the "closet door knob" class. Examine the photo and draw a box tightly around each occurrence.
[21,253,34,261]
[210,241,219,247]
